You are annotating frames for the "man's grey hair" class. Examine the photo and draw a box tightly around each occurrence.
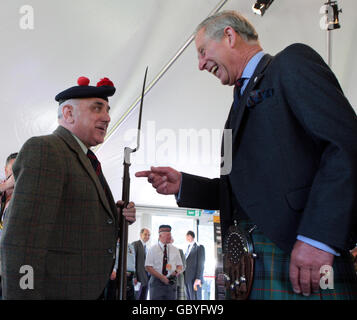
[57,99,79,119]
[195,10,259,42]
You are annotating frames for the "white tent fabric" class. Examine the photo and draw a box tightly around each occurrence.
[1,0,356,208]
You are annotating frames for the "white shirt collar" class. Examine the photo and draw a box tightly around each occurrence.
[188,241,196,247]
[186,241,196,256]
[159,240,170,250]
[70,132,88,154]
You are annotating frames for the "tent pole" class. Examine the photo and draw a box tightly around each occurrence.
[326,29,332,67]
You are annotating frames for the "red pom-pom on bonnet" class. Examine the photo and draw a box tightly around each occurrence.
[77,76,90,86]
[97,77,114,87]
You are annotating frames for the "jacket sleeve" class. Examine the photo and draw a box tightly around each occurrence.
[177,172,220,210]
[0,137,64,299]
[196,245,205,281]
[278,44,357,250]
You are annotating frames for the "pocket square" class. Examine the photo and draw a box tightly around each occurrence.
[247,88,274,108]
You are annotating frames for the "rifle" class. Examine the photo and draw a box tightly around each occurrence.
[117,67,148,300]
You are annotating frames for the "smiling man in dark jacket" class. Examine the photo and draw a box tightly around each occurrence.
[136,11,357,300]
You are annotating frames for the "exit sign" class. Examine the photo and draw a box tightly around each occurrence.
[187,209,201,217]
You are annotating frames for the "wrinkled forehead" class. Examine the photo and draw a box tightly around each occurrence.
[80,97,111,111]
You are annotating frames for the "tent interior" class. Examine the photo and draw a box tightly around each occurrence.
[1,1,356,282]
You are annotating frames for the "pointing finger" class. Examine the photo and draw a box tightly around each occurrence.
[135,170,152,177]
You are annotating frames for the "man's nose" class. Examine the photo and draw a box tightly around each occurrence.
[103,110,111,122]
[198,57,206,71]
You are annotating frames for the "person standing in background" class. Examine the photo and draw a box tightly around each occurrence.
[106,239,136,300]
[0,153,18,299]
[132,228,151,300]
[171,237,186,300]
[145,225,183,300]
[0,153,17,239]
[184,231,205,300]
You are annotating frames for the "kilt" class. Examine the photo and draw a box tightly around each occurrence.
[230,221,357,300]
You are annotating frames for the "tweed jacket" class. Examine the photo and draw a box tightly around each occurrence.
[0,125,119,299]
[178,44,357,254]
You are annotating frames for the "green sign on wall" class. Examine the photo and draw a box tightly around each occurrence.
[187,209,201,217]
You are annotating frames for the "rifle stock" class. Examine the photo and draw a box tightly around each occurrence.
[116,148,131,299]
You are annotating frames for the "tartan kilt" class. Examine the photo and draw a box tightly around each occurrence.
[229,222,357,300]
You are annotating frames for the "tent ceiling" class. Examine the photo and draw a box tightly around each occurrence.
[1,0,356,208]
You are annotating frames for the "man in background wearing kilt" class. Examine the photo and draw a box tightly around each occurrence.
[136,10,357,300]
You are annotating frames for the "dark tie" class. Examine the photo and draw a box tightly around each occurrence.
[162,244,168,276]
[233,77,248,109]
[86,149,107,193]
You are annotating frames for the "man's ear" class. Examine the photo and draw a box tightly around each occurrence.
[62,104,75,124]
[223,26,239,48]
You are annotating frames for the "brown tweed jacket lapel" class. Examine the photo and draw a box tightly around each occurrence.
[53,126,115,220]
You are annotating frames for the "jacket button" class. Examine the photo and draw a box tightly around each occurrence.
[108,248,113,254]
[107,219,113,224]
